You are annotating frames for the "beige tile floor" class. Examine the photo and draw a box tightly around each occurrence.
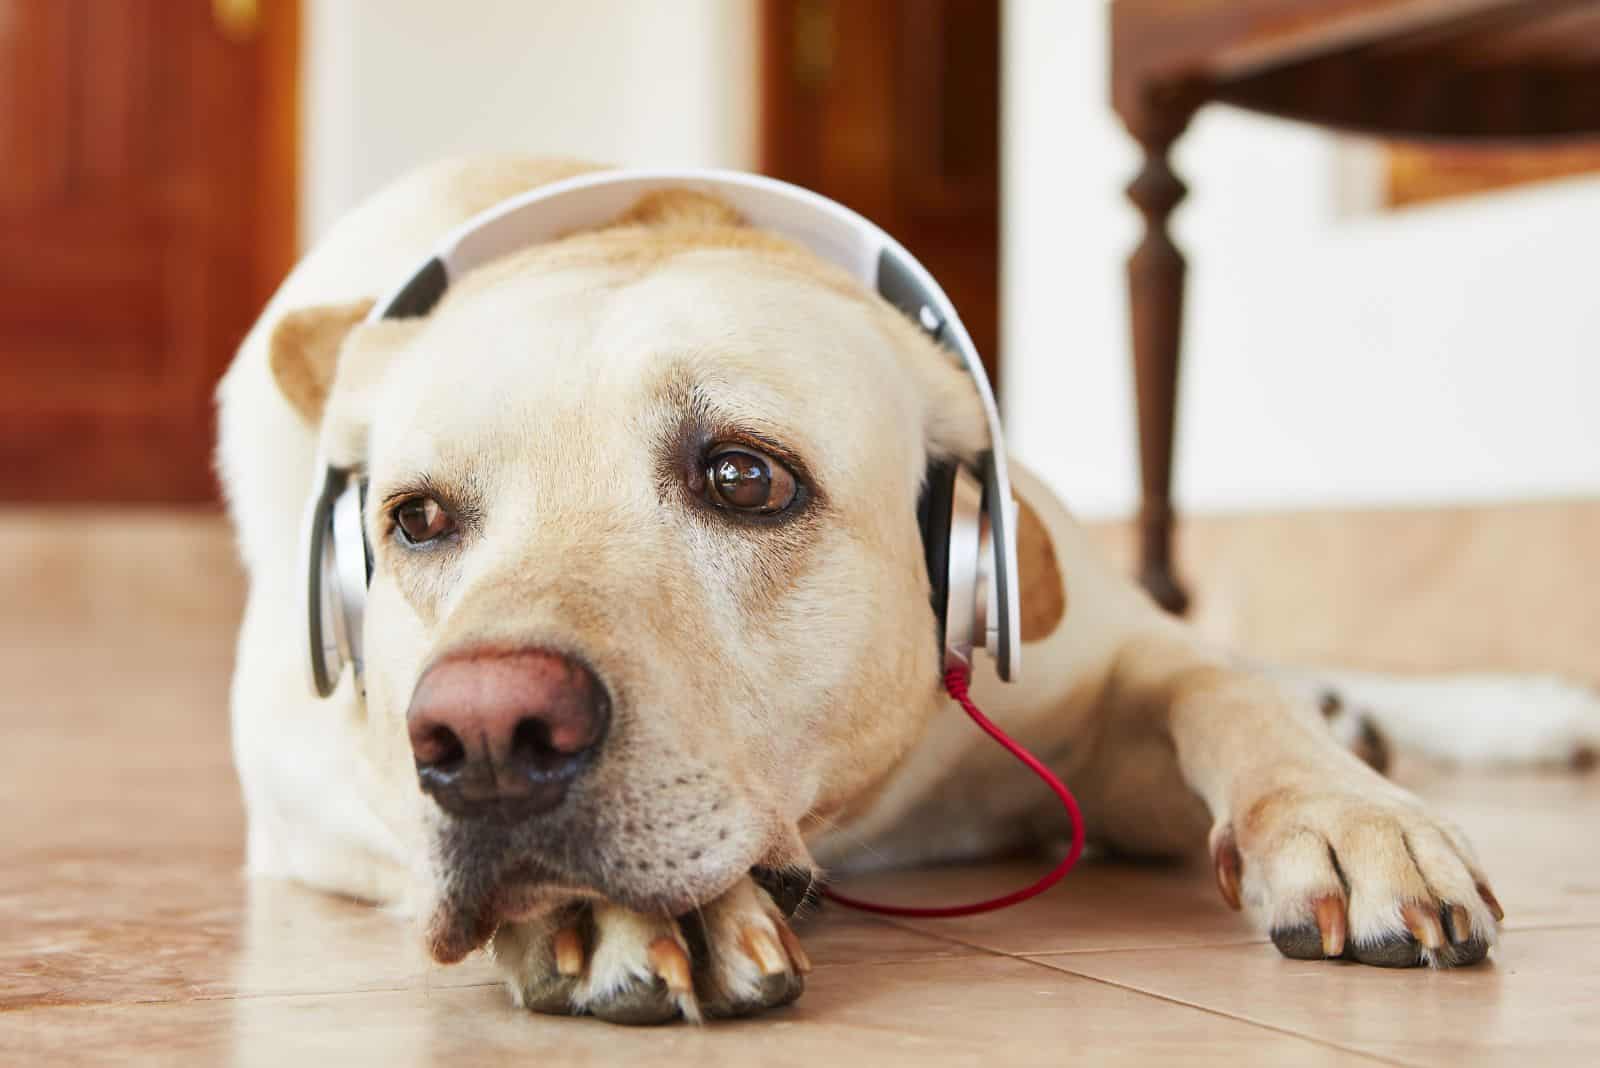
[2,503,1597,1066]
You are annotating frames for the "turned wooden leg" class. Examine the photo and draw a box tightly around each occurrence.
[1125,100,1195,615]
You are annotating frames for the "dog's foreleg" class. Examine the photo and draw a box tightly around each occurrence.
[1107,634,1503,968]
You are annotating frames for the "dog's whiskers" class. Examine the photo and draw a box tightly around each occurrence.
[801,806,890,869]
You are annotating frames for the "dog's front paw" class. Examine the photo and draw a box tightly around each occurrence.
[1211,783,1504,969]
[490,877,809,1024]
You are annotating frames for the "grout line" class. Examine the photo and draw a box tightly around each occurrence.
[1010,954,1422,1068]
[876,917,1025,957]
[884,917,1600,960]
[879,918,1419,1066]
[811,952,987,970]
[1013,938,1270,957]
[878,915,1270,957]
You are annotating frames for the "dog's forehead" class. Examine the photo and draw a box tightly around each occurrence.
[367,247,930,484]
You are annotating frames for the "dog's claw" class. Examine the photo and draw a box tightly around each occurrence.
[776,919,812,974]
[647,936,693,996]
[1270,896,1346,962]
[1211,826,1243,911]
[553,925,585,977]
[1476,881,1506,922]
[1402,901,1445,950]
[1349,932,1426,968]
[740,925,788,977]
[1446,903,1472,944]
[1313,895,1347,957]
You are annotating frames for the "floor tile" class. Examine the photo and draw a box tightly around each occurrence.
[0,955,1382,1068]
[1034,926,1600,1068]
[792,908,988,969]
[826,855,1259,956]
[1411,771,1600,931]
[0,857,502,1010]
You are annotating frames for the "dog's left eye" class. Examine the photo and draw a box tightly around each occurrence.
[704,445,797,514]
[393,495,457,544]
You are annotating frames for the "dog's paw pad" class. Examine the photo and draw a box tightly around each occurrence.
[1271,922,1332,961]
[1268,893,1346,960]
[1268,894,1493,968]
[1345,930,1425,968]
[586,939,685,1026]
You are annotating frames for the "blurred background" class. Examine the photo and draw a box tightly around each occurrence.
[3,0,1598,632]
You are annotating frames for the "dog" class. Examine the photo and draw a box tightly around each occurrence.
[218,157,1600,1024]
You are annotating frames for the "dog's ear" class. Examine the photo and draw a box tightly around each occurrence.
[1013,489,1066,643]
[268,299,376,425]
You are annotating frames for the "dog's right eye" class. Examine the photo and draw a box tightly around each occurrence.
[704,445,798,515]
[393,496,457,545]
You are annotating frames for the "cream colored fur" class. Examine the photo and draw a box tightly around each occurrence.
[219,158,1531,1024]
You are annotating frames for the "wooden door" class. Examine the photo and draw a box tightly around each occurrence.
[760,0,1002,385]
[0,0,297,503]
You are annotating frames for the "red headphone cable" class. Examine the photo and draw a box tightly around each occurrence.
[819,664,1086,918]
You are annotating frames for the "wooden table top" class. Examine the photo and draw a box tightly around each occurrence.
[1112,0,1600,141]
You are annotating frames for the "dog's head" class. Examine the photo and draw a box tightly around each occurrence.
[269,189,992,961]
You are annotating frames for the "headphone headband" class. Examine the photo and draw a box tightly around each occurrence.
[305,168,1020,695]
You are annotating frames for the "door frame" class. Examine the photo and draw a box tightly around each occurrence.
[253,0,302,311]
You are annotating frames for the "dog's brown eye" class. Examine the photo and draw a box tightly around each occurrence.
[705,446,797,514]
[394,496,456,544]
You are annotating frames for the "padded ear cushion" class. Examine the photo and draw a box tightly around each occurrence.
[917,460,958,659]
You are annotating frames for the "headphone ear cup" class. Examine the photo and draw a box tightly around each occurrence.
[917,461,958,662]
[304,472,371,699]
[303,469,343,698]
[327,479,370,693]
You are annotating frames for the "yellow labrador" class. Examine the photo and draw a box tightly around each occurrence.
[218,158,1594,1024]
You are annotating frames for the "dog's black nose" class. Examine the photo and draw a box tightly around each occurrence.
[406,648,610,821]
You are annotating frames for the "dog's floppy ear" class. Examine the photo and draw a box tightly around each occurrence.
[268,299,376,425]
[1013,491,1066,642]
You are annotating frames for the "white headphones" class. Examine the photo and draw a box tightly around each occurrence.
[301,169,1021,699]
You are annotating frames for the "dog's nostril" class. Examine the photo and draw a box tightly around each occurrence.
[415,724,466,772]
[510,716,574,774]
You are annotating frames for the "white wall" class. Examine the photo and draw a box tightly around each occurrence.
[303,0,1600,519]
[1003,0,1600,518]
[302,0,758,243]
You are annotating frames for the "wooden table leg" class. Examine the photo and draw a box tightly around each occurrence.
[1124,96,1195,614]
